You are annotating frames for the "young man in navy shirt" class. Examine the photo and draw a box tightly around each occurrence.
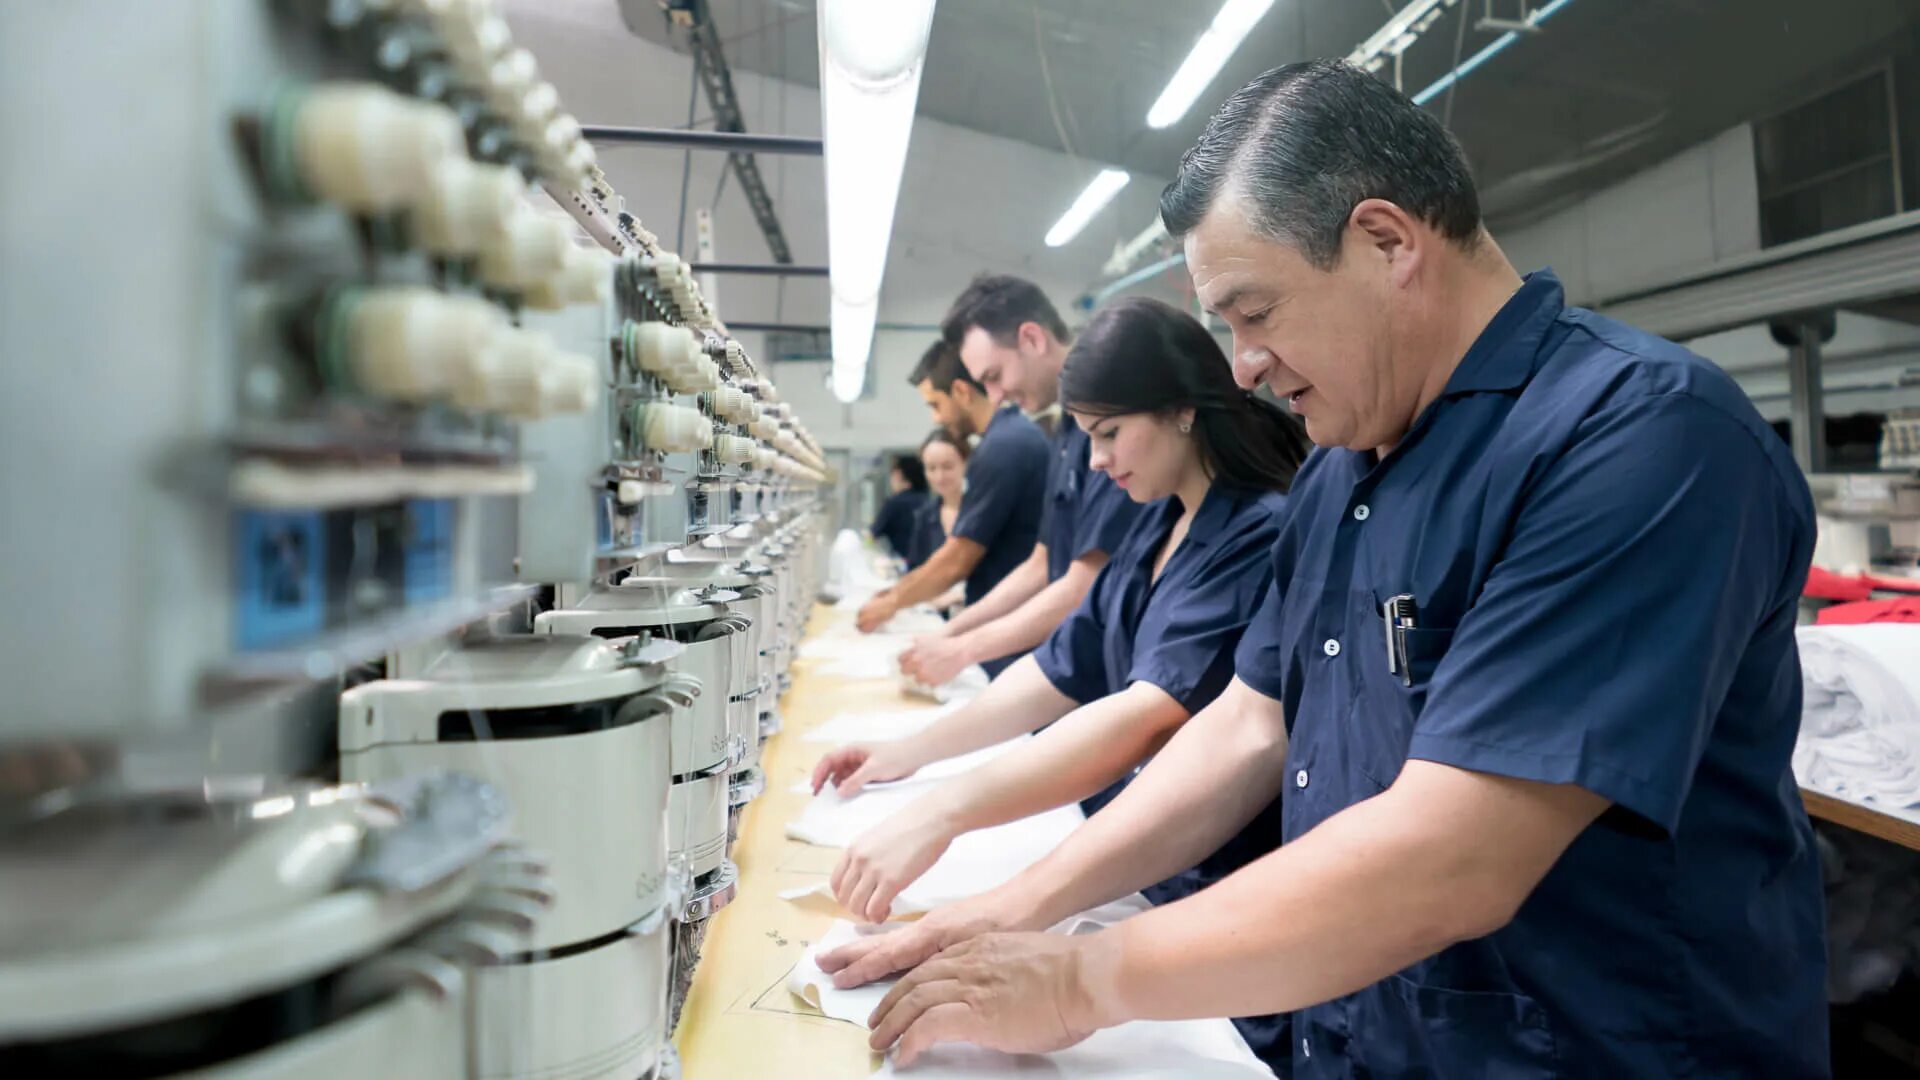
[898,276,1142,683]
[858,343,1049,667]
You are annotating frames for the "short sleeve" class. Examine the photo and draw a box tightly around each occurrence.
[1132,521,1279,711]
[1034,576,1113,705]
[952,442,1022,548]
[1233,580,1289,703]
[1072,475,1144,561]
[1409,395,1809,833]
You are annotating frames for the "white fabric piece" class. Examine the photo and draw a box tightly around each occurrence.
[786,742,1034,798]
[789,909,1270,1079]
[819,643,911,680]
[825,528,894,604]
[783,745,1083,914]
[1794,626,1920,808]
[800,634,906,660]
[902,663,991,704]
[803,703,963,745]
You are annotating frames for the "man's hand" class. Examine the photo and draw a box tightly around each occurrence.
[817,894,1017,989]
[867,931,1122,1067]
[832,803,956,923]
[899,634,975,687]
[809,742,924,797]
[857,591,899,634]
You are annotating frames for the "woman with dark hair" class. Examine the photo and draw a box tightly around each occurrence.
[903,430,969,571]
[819,301,1300,877]
[814,297,1305,1064]
[868,453,932,564]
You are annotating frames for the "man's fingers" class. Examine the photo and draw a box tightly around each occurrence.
[870,952,963,1024]
[817,933,881,975]
[831,928,935,988]
[868,977,965,1050]
[892,1002,976,1068]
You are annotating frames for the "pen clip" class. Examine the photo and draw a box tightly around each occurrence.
[1382,594,1417,688]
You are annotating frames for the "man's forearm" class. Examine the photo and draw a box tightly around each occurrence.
[932,683,1187,835]
[888,539,982,609]
[901,656,1076,767]
[1097,765,1608,1026]
[943,549,1047,634]
[996,679,1292,930]
[956,555,1103,664]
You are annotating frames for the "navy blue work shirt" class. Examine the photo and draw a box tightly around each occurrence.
[1234,271,1827,1077]
[871,489,932,562]
[1037,414,1144,582]
[1036,483,1293,1069]
[950,406,1049,607]
[904,499,947,570]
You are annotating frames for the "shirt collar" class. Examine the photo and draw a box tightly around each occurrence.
[1438,269,1566,397]
[1174,483,1251,553]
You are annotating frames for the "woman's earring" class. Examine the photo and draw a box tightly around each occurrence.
[1178,421,1192,434]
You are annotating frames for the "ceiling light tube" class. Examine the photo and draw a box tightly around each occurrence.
[1145,0,1276,129]
[817,0,937,404]
[1045,168,1131,248]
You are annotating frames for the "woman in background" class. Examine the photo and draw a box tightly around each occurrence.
[868,453,932,564]
[904,430,968,571]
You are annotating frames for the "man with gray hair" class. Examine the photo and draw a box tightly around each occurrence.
[820,59,1828,1077]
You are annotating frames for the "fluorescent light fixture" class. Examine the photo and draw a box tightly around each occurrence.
[1145,0,1275,129]
[817,0,937,404]
[1045,169,1130,248]
[1347,0,1453,73]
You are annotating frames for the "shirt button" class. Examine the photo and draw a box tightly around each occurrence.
[1322,638,1341,657]
[1302,1037,1311,1059]
[1295,769,1309,789]
[1353,504,1370,521]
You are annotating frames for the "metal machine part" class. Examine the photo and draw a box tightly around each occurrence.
[534,587,746,880]
[0,773,540,1078]
[338,636,681,1080]
[339,636,677,951]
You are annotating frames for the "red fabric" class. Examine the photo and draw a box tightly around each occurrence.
[1857,573,1920,594]
[1804,566,1874,602]
[1815,597,1920,625]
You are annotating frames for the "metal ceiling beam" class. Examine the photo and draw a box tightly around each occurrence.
[692,263,829,276]
[684,1,795,264]
[580,126,822,156]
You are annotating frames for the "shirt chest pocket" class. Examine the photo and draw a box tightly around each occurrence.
[1346,591,1456,790]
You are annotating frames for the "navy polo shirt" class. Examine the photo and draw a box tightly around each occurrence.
[950,406,1049,606]
[871,489,932,562]
[1036,483,1294,1069]
[1234,271,1827,1077]
[904,499,946,570]
[1037,414,1144,582]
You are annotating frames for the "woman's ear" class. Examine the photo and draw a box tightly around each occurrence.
[1177,407,1197,433]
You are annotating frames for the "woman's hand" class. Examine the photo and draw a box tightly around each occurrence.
[831,802,957,923]
[810,742,924,797]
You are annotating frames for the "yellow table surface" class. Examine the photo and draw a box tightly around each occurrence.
[674,603,931,1079]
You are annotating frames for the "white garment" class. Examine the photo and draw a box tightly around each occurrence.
[1794,625,1920,808]
[902,663,991,704]
[789,910,1272,1079]
[802,703,963,745]
[782,738,1083,914]
[825,528,894,605]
